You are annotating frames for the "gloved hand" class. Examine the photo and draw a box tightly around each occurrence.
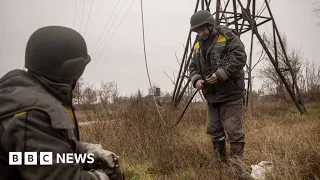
[81,142,125,180]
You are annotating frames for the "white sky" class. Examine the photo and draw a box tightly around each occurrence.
[0,0,319,96]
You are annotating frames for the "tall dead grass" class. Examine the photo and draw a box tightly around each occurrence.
[77,98,320,180]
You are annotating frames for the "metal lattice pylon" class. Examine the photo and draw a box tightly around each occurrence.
[171,0,307,115]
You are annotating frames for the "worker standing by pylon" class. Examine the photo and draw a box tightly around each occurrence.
[188,10,247,162]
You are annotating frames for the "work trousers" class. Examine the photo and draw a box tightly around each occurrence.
[206,97,245,143]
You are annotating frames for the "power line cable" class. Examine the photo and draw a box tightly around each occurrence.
[95,0,122,49]
[79,0,86,33]
[139,0,165,122]
[84,0,94,38]
[96,0,136,61]
[95,0,128,55]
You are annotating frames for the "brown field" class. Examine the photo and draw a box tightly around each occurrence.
[76,99,320,180]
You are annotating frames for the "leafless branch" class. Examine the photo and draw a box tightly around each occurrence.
[252,47,266,70]
[314,1,320,26]
[163,71,175,85]
[175,53,181,66]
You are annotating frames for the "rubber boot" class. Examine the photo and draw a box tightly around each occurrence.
[230,142,245,158]
[213,141,227,162]
[229,142,247,179]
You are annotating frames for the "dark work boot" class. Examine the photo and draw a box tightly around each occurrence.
[229,142,248,179]
[230,142,245,158]
[213,141,227,162]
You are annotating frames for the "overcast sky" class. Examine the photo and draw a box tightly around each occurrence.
[0,0,319,96]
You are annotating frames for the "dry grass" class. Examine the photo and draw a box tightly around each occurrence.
[77,98,320,180]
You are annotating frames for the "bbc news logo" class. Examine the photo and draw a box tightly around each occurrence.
[9,152,95,165]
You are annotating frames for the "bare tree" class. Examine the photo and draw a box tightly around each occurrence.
[82,83,97,109]
[99,81,119,104]
[73,77,85,105]
[302,59,320,94]
[314,1,320,26]
[259,34,302,102]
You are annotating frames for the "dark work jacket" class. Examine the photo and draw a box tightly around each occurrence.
[189,25,247,103]
[0,69,103,180]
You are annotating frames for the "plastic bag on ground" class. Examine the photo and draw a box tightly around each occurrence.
[250,161,273,180]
